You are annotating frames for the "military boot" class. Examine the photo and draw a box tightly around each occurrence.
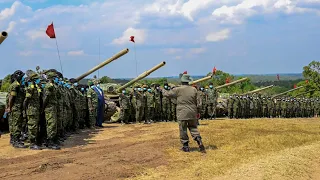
[12,138,27,149]
[46,140,61,150]
[30,143,42,150]
[181,142,190,152]
[195,137,206,153]
[10,134,14,144]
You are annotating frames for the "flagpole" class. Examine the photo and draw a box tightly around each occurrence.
[98,37,100,78]
[134,42,137,77]
[55,38,63,74]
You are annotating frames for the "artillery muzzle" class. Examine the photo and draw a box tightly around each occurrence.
[0,31,8,45]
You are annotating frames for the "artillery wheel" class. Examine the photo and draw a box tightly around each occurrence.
[110,107,121,122]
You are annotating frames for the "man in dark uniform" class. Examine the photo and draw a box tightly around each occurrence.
[162,73,206,153]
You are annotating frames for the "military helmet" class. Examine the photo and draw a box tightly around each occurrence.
[45,72,57,79]
[26,70,39,80]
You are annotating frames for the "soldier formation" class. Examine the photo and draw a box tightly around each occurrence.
[5,68,105,150]
[4,68,319,151]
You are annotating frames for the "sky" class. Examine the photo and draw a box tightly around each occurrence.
[0,0,320,79]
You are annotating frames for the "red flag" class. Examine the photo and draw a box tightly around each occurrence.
[46,22,56,38]
[277,74,280,81]
[305,79,309,84]
[130,36,135,43]
[226,77,230,83]
[213,67,217,74]
[183,71,187,74]
[294,84,297,88]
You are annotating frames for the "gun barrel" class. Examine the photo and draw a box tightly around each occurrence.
[0,31,8,44]
[75,48,129,82]
[189,76,212,85]
[242,85,274,95]
[117,61,166,91]
[272,86,304,99]
[215,77,248,89]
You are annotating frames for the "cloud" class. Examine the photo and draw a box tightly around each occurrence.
[112,27,146,45]
[174,56,182,60]
[67,50,85,56]
[190,47,206,54]
[6,21,16,32]
[165,48,184,54]
[206,29,230,42]
[19,50,33,56]
[212,0,320,24]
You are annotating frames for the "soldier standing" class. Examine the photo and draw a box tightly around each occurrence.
[119,89,130,124]
[43,71,60,150]
[23,71,42,150]
[153,85,162,122]
[145,87,155,124]
[162,73,206,153]
[135,86,145,123]
[87,81,98,128]
[5,70,27,148]
[162,83,171,121]
[207,83,217,119]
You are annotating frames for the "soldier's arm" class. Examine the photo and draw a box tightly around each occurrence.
[6,84,17,112]
[23,87,31,111]
[162,89,177,98]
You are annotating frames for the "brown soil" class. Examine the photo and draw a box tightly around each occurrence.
[0,123,177,180]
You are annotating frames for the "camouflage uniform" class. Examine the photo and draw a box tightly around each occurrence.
[6,80,25,144]
[135,89,145,123]
[207,86,217,119]
[43,80,59,147]
[153,88,162,122]
[87,86,98,127]
[25,83,41,145]
[162,88,171,121]
[145,90,155,122]
[119,92,130,124]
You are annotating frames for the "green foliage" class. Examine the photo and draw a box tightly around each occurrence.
[100,76,114,83]
[289,61,320,98]
[0,74,11,92]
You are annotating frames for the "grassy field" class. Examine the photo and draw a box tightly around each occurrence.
[130,118,320,180]
[1,118,320,180]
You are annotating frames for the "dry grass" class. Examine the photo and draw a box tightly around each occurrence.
[128,118,320,180]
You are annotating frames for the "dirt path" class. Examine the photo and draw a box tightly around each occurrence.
[0,123,178,180]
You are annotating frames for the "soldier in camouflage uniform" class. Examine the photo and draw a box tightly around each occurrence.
[5,70,27,148]
[198,87,207,119]
[23,70,42,150]
[135,86,145,123]
[170,85,177,121]
[162,83,171,121]
[87,80,98,128]
[119,89,130,124]
[145,86,155,124]
[207,83,218,119]
[227,94,234,118]
[153,84,162,122]
[42,71,60,150]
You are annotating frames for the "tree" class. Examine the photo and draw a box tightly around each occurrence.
[100,76,114,83]
[0,74,11,92]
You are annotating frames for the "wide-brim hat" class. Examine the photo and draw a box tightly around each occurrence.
[180,74,193,83]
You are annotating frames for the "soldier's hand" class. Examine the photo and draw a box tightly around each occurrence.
[89,107,94,111]
[5,108,11,113]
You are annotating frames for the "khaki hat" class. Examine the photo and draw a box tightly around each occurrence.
[180,74,193,83]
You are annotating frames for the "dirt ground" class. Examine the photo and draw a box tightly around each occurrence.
[1,118,320,180]
[0,122,178,180]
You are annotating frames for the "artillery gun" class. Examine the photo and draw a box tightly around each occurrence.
[100,61,166,122]
[241,85,274,95]
[189,75,212,85]
[75,48,129,82]
[0,31,8,44]
[271,86,303,99]
[213,78,249,116]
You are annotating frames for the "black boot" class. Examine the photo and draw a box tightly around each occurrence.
[13,139,27,149]
[46,140,61,150]
[10,134,14,144]
[181,143,190,152]
[195,137,206,153]
[30,143,42,150]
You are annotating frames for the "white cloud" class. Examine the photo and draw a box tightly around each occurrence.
[0,1,21,20]
[190,47,206,54]
[174,56,182,60]
[19,50,33,56]
[25,29,47,40]
[6,21,16,33]
[165,48,184,54]
[212,0,320,24]
[112,27,146,45]
[206,29,230,42]
[67,50,85,56]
